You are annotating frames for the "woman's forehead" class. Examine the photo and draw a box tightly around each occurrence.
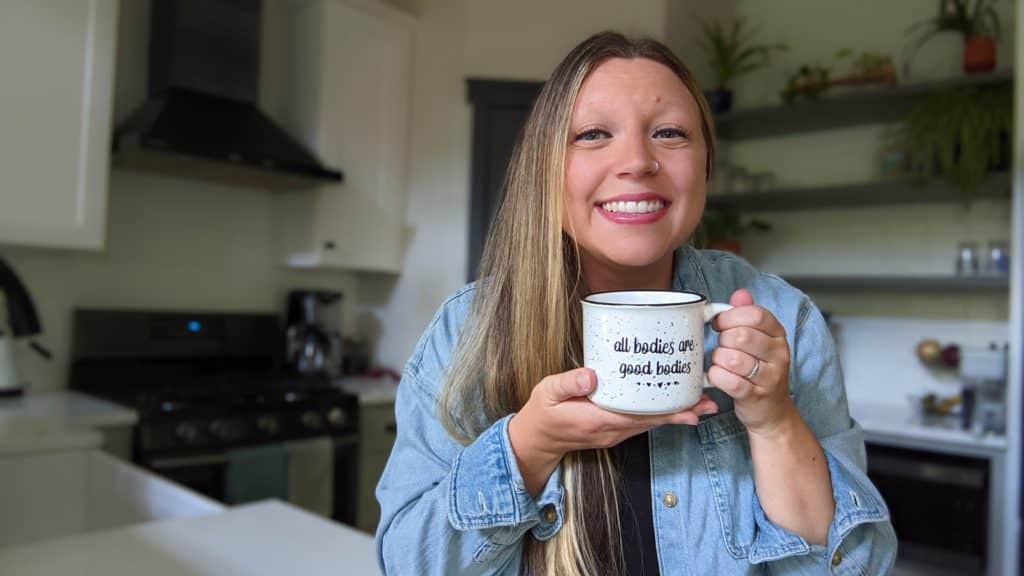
[573,57,694,118]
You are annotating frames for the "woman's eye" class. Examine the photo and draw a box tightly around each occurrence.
[653,127,688,139]
[574,128,610,142]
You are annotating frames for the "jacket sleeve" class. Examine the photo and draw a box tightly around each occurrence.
[374,369,565,575]
[750,300,898,575]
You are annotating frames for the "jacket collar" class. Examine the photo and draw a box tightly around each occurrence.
[672,244,710,298]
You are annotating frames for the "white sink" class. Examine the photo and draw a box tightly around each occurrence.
[0,449,224,549]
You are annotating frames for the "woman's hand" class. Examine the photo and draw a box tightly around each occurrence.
[708,289,797,436]
[709,289,835,545]
[508,368,718,496]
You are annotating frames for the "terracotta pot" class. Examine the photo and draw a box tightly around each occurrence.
[708,239,742,254]
[963,36,996,74]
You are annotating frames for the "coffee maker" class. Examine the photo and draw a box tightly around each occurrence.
[959,343,1008,434]
[284,290,342,379]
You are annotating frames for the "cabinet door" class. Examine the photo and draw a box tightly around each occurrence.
[0,0,117,250]
[278,0,413,273]
[317,0,411,272]
[357,402,397,533]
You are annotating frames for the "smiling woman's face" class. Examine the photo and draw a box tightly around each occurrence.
[563,57,707,285]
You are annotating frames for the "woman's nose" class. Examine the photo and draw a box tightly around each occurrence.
[616,137,658,178]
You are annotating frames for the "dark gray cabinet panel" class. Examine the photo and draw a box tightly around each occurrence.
[466,80,543,280]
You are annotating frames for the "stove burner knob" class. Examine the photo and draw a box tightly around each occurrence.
[257,415,279,435]
[209,420,240,442]
[327,407,348,427]
[175,423,199,444]
[301,411,323,430]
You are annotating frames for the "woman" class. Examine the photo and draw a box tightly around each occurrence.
[376,31,896,575]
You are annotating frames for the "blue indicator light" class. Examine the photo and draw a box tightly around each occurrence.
[187,320,201,333]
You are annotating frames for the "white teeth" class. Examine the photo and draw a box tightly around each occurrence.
[601,200,664,214]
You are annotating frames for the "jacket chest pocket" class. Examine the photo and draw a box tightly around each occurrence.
[697,410,756,560]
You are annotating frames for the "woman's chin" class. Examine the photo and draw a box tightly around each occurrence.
[592,246,676,271]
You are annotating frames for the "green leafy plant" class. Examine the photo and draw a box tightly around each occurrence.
[899,84,1011,195]
[905,0,1003,60]
[697,18,788,90]
[782,49,897,103]
[696,206,771,252]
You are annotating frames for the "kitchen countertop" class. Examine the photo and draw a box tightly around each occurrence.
[850,401,1007,456]
[334,375,398,406]
[0,391,137,454]
[0,500,379,575]
[0,390,138,428]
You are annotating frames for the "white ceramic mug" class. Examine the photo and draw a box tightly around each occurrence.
[582,290,733,414]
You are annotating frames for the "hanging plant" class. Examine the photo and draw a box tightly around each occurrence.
[898,84,1011,196]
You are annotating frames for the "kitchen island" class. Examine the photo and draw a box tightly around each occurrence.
[0,500,379,575]
[0,390,138,457]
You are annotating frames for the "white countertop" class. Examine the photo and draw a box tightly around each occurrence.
[850,401,1007,456]
[0,390,138,428]
[0,500,379,575]
[0,391,137,454]
[334,376,398,406]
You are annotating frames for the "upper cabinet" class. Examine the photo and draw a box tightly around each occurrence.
[274,0,414,273]
[0,0,118,250]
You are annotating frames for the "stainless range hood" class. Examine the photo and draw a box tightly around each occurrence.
[113,0,342,191]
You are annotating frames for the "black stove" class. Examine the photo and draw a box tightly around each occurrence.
[68,309,358,524]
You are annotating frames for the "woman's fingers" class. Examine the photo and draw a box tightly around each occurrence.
[710,347,781,386]
[712,299,786,338]
[716,325,776,358]
[591,394,718,432]
[707,364,756,400]
[537,367,596,404]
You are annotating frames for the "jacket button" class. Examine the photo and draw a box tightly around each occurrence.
[542,505,557,523]
[831,549,842,567]
[661,492,678,508]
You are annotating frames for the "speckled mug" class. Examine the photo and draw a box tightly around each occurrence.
[582,290,733,414]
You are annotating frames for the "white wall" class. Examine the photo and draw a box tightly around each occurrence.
[0,0,359,392]
[463,1,666,80]
[715,0,1016,406]
[366,0,671,370]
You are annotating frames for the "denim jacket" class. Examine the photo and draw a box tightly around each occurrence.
[376,246,897,575]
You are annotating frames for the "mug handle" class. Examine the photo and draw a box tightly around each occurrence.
[701,303,734,389]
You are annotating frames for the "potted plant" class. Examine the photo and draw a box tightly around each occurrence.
[905,0,1003,75]
[697,18,787,115]
[899,83,1011,196]
[782,50,898,104]
[696,206,771,254]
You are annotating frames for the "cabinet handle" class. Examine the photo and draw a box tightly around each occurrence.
[324,241,336,250]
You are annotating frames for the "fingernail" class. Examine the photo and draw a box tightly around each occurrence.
[577,372,591,393]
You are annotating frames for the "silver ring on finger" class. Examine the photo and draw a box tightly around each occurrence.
[745,357,761,381]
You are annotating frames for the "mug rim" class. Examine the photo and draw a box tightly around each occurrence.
[582,289,707,308]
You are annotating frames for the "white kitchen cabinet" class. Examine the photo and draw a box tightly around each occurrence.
[0,0,118,250]
[275,0,414,273]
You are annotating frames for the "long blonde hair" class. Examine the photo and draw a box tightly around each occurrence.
[441,31,716,575]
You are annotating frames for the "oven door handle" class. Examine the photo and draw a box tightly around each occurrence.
[149,454,227,469]
[148,436,360,470]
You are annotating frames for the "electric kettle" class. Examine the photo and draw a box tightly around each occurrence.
[0,257,50,397]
